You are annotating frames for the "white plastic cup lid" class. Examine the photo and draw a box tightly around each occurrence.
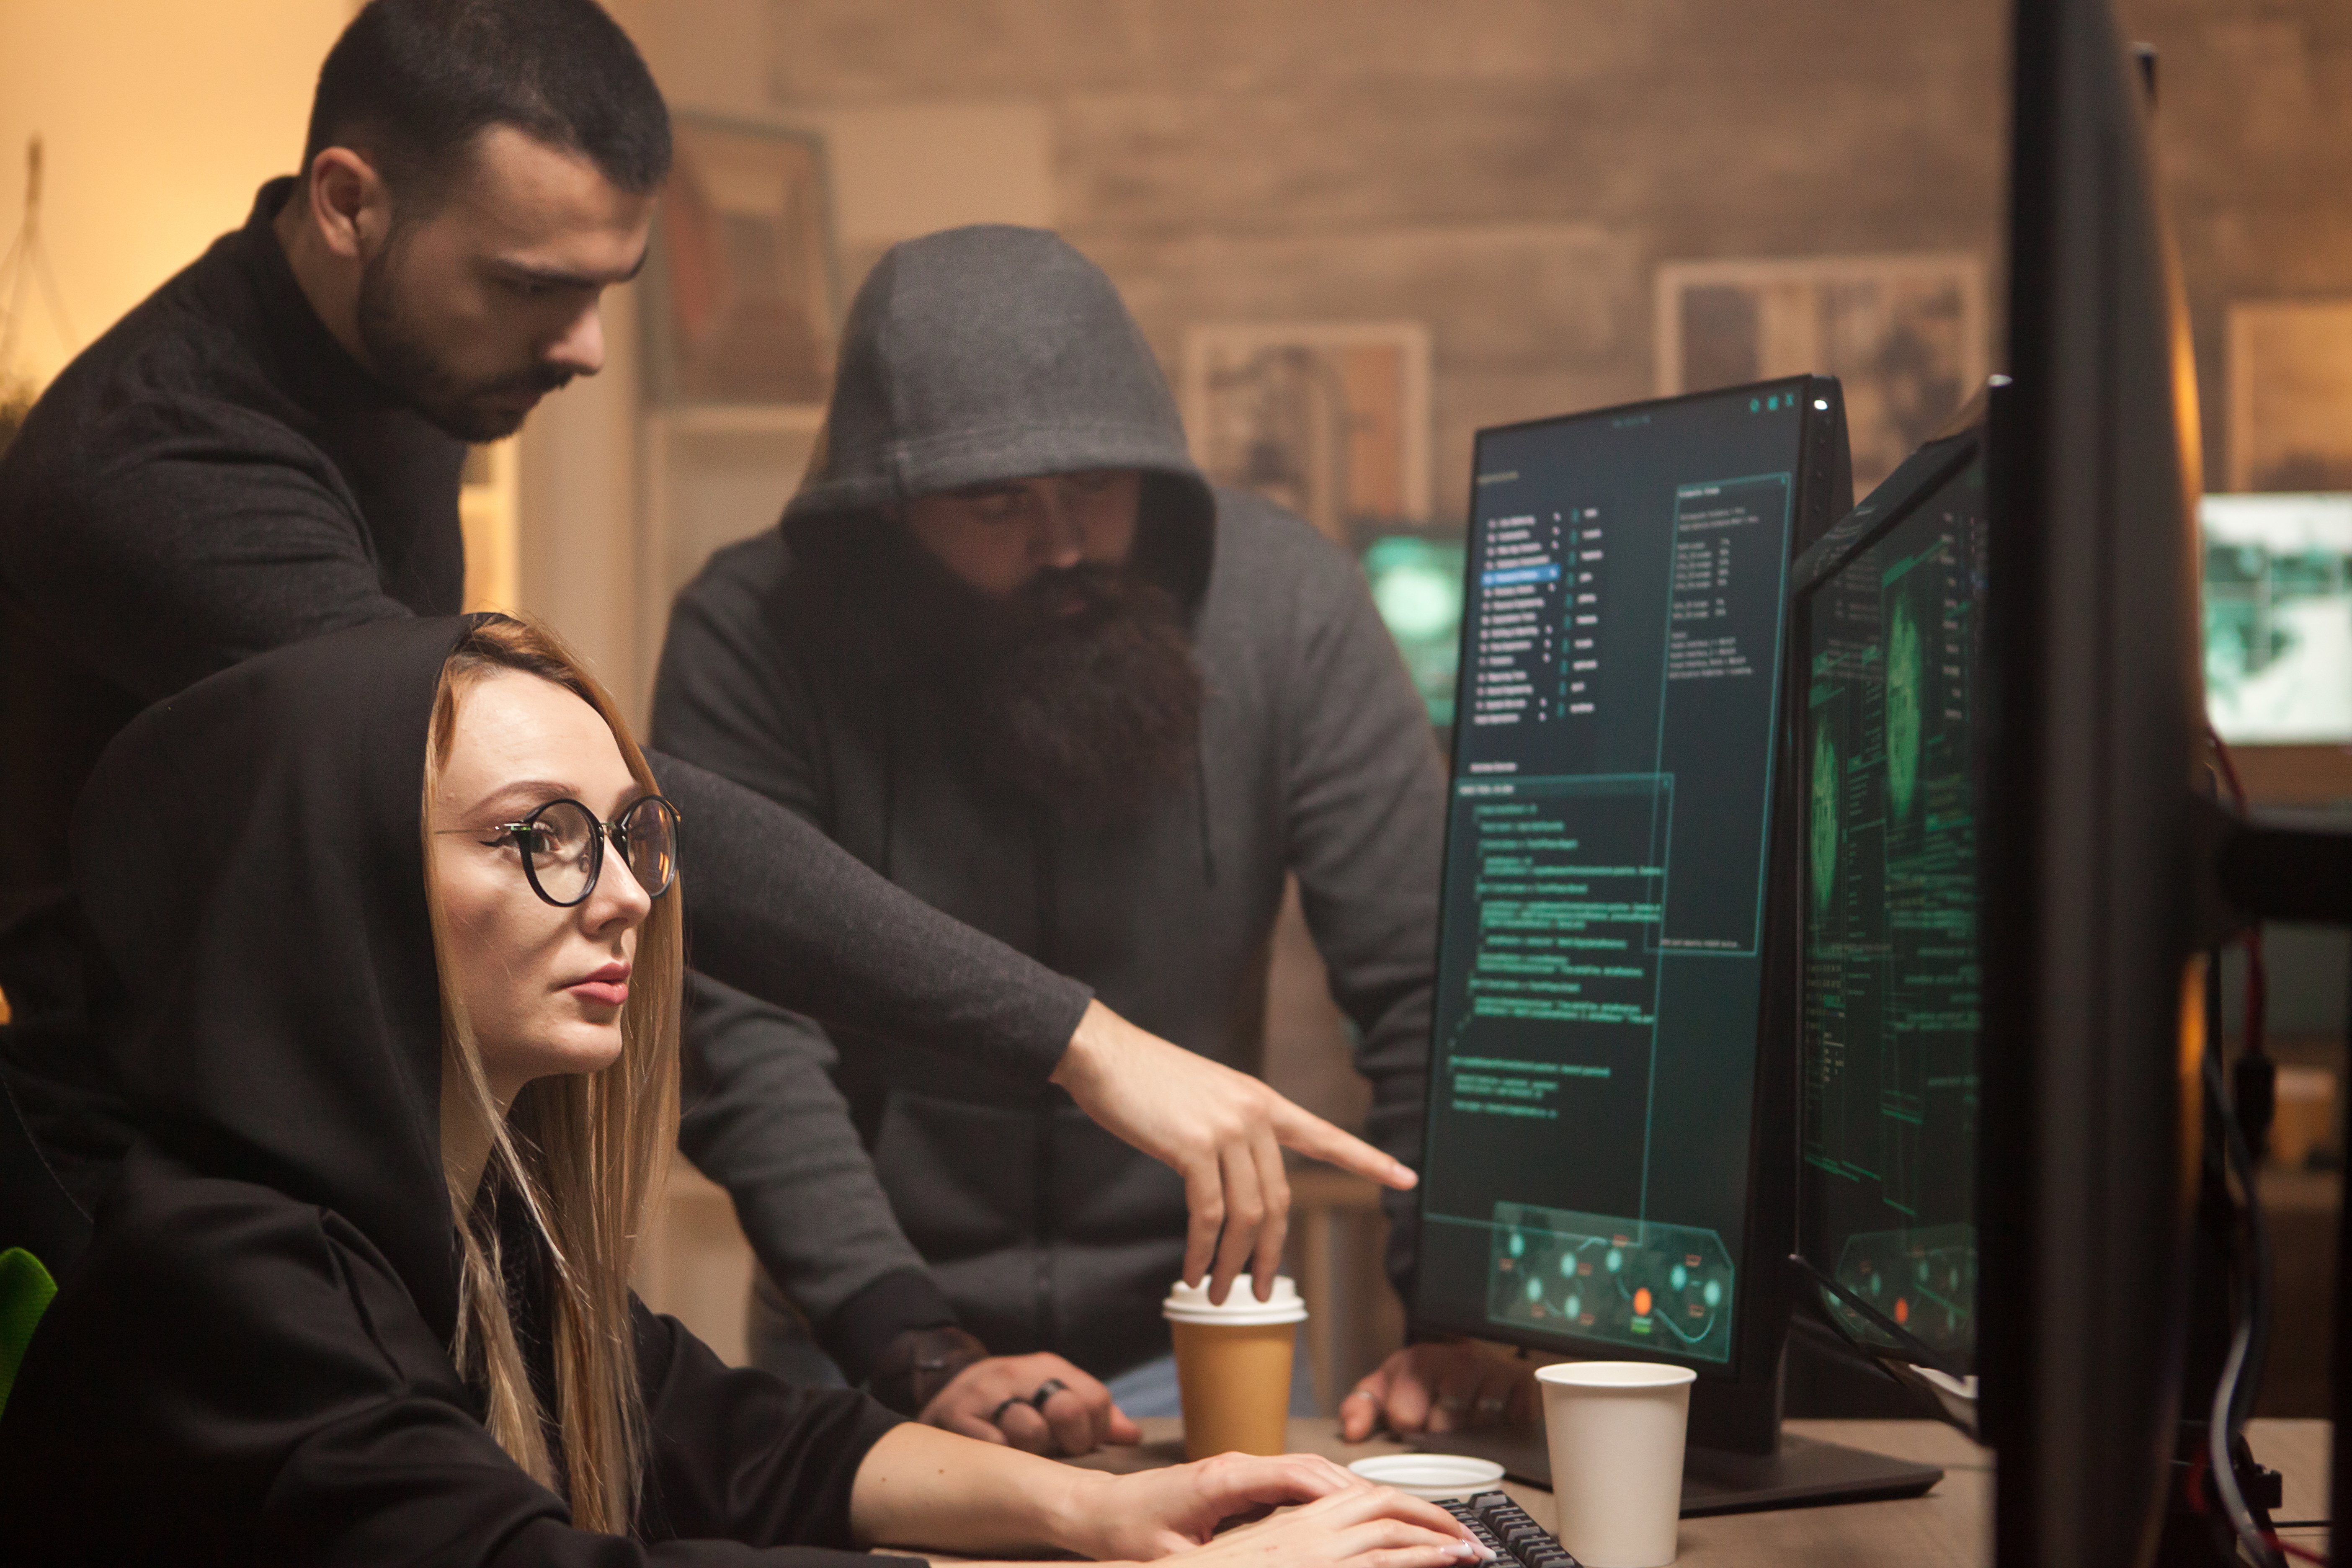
[1161,1273,1308,1325]
[1347,1453,1508,1500]
[1536,1361,1698,1391]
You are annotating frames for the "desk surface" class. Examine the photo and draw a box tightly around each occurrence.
[1066,1417,2331,1567]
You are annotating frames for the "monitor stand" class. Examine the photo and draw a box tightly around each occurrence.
[1410,1426,1943,1516]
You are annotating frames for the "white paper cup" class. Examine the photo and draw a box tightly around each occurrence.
[1162,1274,1308,1460]
[1535,1361,1695,1568]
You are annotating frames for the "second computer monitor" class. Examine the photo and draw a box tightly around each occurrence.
[1790,422,1987,1373]
[1413,379,1848,1384]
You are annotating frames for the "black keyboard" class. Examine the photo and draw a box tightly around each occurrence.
[1443,1490,1581,1568]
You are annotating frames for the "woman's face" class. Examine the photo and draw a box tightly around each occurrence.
[428,668,653,1104]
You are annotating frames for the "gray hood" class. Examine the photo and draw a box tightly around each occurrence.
[784,224,1215,605]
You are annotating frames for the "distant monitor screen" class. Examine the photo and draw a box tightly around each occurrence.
[1413,381,1818,1367]
[1362,536,1468,726]
[2201,493,2352,744]
[1796,451,1985,1369]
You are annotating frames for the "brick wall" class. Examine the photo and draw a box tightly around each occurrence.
[748,0,2010,523]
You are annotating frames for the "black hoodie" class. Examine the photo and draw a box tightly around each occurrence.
[0,617,911,1565]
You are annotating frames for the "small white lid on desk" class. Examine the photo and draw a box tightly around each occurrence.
[1161,1273,1307,1325]
[1346,1453,1509,1500]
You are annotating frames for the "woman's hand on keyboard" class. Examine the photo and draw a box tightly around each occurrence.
[1054,1452,1486,1565]
[1158,1476,1493,1566]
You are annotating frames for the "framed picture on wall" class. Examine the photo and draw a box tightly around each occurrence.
[634,405,828,707]
[1181,321,1432,545]
[642,115,841,406]
[2228,299,2352,493]
[1655,253,1989,493]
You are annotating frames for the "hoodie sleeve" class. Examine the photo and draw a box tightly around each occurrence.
[652,755,1088,1089]
[647,537,1091,1091]
[0,1171,920,1566]
[1273,526,1448,1296]
[0,398,424,706]
[631,1300,914,1553]
[652,543,971,1370]
[677,974,962,1382]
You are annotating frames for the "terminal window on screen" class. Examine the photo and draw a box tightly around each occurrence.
[1414,385,1812,1365]
[1798,456,1985,1365]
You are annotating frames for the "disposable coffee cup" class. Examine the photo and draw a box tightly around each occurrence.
[1162,1273,1306,1460]
[1535,1362,1695,1568]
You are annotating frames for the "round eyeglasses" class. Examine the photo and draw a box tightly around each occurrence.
[461,795,682,908]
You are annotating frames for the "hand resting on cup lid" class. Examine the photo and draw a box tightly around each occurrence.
[1163,1273,1307,1461]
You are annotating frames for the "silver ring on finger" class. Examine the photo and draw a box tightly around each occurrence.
[988,1395,1029,1425]
[1437,1392,1473,1416]
[1029,1378,1070,1410]
[1344,1388,1380,1403]
[1474,1392,1509,1421]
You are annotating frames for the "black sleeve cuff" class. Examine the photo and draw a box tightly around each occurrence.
[815,1266,960,1386]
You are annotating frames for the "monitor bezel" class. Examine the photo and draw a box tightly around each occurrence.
[1408,374,1847,1409]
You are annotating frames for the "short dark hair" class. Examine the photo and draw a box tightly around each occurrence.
[303,0,670,209]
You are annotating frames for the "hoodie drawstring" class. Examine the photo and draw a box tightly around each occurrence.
[879,683,899,880]
[1194,745,1217,889]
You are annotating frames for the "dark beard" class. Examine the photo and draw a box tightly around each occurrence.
[355,240,573,442]
[890,550,1203,831]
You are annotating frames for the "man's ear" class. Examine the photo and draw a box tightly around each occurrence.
[302,146,394,263]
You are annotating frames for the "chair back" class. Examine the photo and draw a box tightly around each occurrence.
[0,1246,57,1415]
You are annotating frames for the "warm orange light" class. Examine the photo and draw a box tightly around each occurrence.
[1632,1287,1653,1317]
[2179,954,2207,1208]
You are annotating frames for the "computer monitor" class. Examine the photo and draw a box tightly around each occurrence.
[1411,378,1857,1462]
[1361,535,1469,728]
[1983,0,2209,1560]
[1788,416,1988,1380]
[2200,492,2352,745]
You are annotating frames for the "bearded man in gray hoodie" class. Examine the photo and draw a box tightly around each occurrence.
[653,224,1534,1455]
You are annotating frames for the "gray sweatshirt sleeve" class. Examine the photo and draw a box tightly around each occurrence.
[676,975,951,1375]
[651,754,1087,1090]
[1275,530,1447,1295]
[655,544,965,1374]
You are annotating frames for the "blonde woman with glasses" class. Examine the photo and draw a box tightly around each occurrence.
[0,614,1486,1568]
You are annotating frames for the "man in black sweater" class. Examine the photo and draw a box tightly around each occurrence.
[0,0,1408,1289]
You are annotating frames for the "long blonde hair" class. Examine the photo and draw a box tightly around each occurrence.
[420,615,682,1532]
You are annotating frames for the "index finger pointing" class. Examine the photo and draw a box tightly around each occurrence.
[1270,1099,1416,1189]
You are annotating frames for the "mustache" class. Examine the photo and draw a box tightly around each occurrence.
[1000,563,1148,628]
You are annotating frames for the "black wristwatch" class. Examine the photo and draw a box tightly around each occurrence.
[864,1324,990,1415]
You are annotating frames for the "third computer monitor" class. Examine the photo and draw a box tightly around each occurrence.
[1789,422,1987,1373]
[1413,378,1847,1384]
